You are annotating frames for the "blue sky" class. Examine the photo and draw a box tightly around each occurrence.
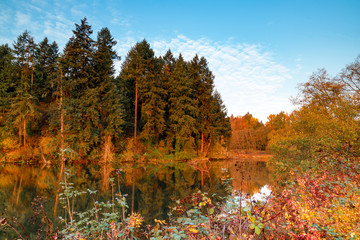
[1,0,360,121]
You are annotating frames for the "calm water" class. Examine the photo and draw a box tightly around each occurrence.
[0,158,272,238]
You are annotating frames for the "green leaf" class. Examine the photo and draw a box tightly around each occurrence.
[209,208,214,215]
[255,226,261,235]
[250,223,255,229]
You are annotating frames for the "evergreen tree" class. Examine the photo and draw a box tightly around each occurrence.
[0,20,233,160]
[159,50,176,151]
[211,90,231,144]
[189,55,215,153]
[0,44,16,114]
[0,44,16,140]
[140,56,167,144]
[60,17,97,156]
[168,54,197,153]
[93,27,124,160]
[11,31,38,146]
[34,37,59,102]
[120,40,159,140]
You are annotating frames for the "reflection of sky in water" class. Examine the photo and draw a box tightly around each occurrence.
[210,159,273,195]
[251,185,272,201]
[225,185,272,215]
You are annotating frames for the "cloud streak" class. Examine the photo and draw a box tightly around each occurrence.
[117,35,294,121]
[0,0,294,122]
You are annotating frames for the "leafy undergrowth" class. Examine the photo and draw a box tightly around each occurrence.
[1,159,359,239]
[265,170,360,239]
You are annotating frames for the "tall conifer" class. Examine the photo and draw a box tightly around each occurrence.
[0,44,17,139]
[11,31,38,146]
[168,54,197,153]
[120,40,157,140]
[61,17,97,156]
[93,27,124,161]
[189,55,215,153]
[34,37,59,102]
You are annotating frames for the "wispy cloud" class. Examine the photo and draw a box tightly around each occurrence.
[0,8,11,33]
[1,0,295,122]
[131,35,293,121]
[15,12,32,28]
[111,17,130,27]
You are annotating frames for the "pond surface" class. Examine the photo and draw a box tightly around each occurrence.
[0,158,272,238]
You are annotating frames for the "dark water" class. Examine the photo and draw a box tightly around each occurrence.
[0,159,272,238]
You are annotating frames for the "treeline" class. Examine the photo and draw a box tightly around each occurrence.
[231,55,360,238]
[0,17,231,162]
[269,57,360,179]
[263,57,360,238]
[229,111,289,151]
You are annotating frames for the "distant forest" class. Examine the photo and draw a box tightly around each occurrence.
[0,17,237,162]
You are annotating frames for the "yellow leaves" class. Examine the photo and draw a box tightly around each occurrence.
[188,227,199,234]
[198,196,211,207]
[127,213,143,228]
[1,137,18,151]
[154,219,166,225]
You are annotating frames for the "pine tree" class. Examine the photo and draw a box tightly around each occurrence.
[211,90,231,145]
[0,44,16,113]
[189,55,215,154]
[158,50,176,151]
[34,37,59,102]
[0,44,16,139]
[60,17,97,156]
[120,40,159,141]
[11,31,38,146]
[93,27,124,161]
[168,54,197,153]
[140,56,167,144]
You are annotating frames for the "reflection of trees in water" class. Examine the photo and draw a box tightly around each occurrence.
[210,159,272,195]
[0,165,57,208]
[132,162,231,224]
[0,159,272,236]
[0,164,58,239]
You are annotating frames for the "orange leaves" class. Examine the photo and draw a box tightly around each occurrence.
[127,213,143,228]
[267,167,360,239]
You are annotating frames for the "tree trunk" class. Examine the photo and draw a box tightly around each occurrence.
[60,68,65,162]
[103,135,112,162]
[131,183,135,214]
[102,163,110,190]
[55,68,65,217]
[23,119,26,146]
[19,122,22,145]
[201,132,204,153]
[31,66,33,87]
[134,82,138,140]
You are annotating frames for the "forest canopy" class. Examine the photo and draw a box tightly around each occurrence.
[0,17,231,162]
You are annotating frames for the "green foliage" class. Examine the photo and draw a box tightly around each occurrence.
[60,17,99,155]
[93,27,124,139]
[1,18,231,162]
[167,54,198,152]
[0,44,16,115]
[58,170,131,239]
[267,57,360,238]
[34,37,59,102]
[269,66,360,182]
